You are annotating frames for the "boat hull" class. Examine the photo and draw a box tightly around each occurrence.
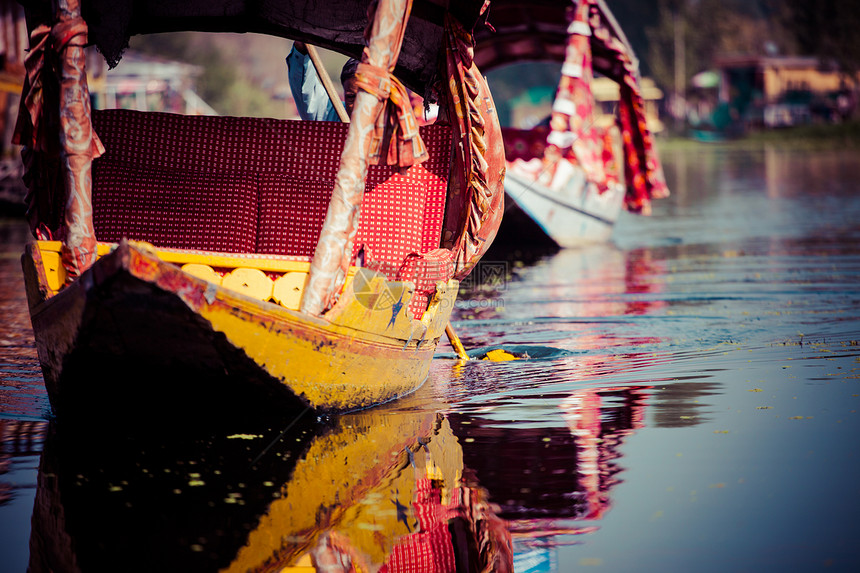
[22,241,457,420]
[502,168,626,249]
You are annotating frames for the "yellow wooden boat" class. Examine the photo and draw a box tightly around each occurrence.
[22,238,457,418]
[15,0,505,420]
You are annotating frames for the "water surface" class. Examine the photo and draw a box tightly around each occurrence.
[1,145,859,572]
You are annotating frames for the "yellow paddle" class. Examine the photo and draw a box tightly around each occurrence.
[445,323,470,361]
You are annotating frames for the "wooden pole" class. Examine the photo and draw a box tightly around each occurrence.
[307,42,471,361]
[57,0,102,282]
[300,0,413,317]
[445,323,470,361]
[306,44,350,123]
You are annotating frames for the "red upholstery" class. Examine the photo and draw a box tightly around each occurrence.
[379,478,457,573]
[93,162,259,253]
[353,126,452,269]
[501,126,549,162]
[257,173,333,258]
[90,109,453,318]
[257,122,452,267]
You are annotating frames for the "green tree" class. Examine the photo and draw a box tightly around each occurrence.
[129,32,291,118]
[647,0,747,94]
[775,0,860,76]
[645,0,794,95]
[605,0,662,76]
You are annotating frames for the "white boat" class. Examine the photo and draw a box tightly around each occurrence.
[503,151,626,248]
[475,0,669,249]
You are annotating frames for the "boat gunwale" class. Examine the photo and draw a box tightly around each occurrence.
[25,240,452,348]
[504,169,619,226]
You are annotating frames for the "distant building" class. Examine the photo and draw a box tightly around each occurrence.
[0,0,26,157]
[593,76,664,134]
[89,50,217,116]
[713,55,859,128]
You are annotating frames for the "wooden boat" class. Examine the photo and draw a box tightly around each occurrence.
[15,0,505,420]
[474,0,668,249]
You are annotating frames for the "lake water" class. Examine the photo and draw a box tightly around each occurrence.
[1,144,859,572]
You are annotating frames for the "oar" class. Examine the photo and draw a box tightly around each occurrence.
[305,44,351,123]
[303,42,473,362]
[446,323,470,361]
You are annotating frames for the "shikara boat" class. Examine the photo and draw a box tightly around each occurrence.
[15,0,505,420]
[474,0,668,249]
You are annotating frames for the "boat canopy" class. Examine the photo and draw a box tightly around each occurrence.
[476,0,668,214]
[14,0,505,315]
[474,0,636,82]
[18,0,489,98]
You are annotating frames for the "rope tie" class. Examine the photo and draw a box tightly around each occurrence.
[355,62,427,166]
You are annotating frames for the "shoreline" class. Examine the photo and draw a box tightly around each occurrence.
[656,120,860,152]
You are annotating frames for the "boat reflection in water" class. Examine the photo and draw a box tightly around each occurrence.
[27,386,512,573]
[447,385,649,572]
[28,377,647,572]
[422,241,668,570]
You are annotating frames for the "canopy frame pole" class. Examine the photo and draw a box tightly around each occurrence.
[306,44,350,123]
[56,0,101,281]
[300,0,413,316]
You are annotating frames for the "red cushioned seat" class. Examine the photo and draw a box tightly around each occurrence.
[92,162,259,253]
[256,122,452,318]
[90,109,454,318]
[502,126,550,162]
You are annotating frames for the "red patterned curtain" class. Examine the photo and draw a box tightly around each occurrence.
[13,0,104,281]
[536,0,669,214]
[438,13,506,282]
[587,0,669,212]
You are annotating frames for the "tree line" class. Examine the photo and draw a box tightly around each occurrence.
[609,0,860,94]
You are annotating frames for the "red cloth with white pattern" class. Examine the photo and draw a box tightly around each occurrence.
[90,109,453,318]
[501,126,549,162]
[519,0,668,214]
[379,478,457,573]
